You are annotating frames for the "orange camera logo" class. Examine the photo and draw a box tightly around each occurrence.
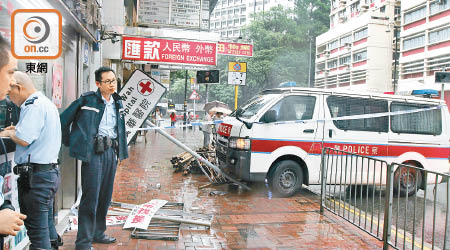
[12,9,62,59]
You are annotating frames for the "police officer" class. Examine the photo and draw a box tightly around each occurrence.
[60,67,128,250]
[0,71,61,250]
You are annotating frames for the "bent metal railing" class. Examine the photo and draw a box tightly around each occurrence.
[320,147,450,250]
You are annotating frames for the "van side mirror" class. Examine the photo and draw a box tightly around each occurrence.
[262,110,277,123]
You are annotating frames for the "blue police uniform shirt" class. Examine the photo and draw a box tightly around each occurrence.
[0,176,3,206]
[98,95,117,139]
[15,92,61,164]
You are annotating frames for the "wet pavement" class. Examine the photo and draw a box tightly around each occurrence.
[61,126,384,250]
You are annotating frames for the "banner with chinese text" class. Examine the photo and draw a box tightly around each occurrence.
[118,70,166,144]
[217,42,253,57]
[123,199,168,230]
[122,36,217,66]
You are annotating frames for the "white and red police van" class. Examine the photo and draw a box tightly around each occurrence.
[216,88,450,197]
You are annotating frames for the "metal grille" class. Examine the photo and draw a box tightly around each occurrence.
[216,150,226,163]
[320,148,450,250]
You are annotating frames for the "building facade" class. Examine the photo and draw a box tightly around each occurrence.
[210,0,295,38]
[397,0,450,101]
[314,0,400,92]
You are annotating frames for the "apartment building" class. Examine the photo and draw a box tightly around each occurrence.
[210,0,295,38]
[314,0,401,92]
[398,0,450,100]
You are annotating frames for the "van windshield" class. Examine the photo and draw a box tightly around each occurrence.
[235,94,278,118]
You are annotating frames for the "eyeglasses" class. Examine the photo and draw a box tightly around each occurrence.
[100,79,117,85]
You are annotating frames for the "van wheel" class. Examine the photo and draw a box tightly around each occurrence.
[393,162,422,197]
[268,160,303,197]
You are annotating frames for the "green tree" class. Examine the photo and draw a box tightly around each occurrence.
[166,0,330,108]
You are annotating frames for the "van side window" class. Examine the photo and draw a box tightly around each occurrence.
[270,95,316,122]
[327,96,388,132]
[391,102,441,135]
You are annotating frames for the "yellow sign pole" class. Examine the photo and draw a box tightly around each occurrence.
[234,85,239,110]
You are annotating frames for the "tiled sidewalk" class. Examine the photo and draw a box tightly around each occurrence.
[61,128,384,250]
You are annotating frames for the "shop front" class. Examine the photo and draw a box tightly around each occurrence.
[0,0,101,248]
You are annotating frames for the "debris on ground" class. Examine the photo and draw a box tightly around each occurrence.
[209,191,227,196]
[106,200,214,241]
[170,146,229,186]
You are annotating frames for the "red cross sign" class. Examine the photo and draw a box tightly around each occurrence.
[138,79,154,96]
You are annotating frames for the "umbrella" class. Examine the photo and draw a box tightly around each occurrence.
[210,106,232,115]
[204,101,230,112]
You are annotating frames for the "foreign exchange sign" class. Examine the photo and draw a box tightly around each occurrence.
[122,36,217,66]
[217,42,253,57]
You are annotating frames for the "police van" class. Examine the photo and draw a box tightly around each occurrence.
[215,88,450,197]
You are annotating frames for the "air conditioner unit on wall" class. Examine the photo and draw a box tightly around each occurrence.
[345,42,352,48]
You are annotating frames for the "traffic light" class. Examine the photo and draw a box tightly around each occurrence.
[196,70,219,84]
[435,72,450,83]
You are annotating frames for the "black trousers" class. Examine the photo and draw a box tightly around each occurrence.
[18,168,59,250]
[75,147,117,249]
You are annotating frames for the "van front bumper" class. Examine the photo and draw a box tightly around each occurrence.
[216,144,265,182]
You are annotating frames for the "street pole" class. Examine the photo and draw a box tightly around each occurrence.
[205,84,209,103]
[393,26,399,94]
[234,85,239,110]
[308,35,313,88]
[184,70,188,130]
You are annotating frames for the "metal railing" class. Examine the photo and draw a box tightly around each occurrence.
[320,147,450,250]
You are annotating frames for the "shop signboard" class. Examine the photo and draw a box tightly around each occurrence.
[137,0,209,30]
[151,69,170,90]
[122,36,217,66]
[217,42,253,57]
[118,70,166,144]
[123,199,168,230]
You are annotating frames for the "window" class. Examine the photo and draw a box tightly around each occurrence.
[354,28,368,41]
[404,6,426,24]
[380,6,386,13]
[391,103,442,135]
[327,96,389,132]
[240,17,246,23]
[430,0,450,15]
[267,95,316,122]
[395,6,401,15]
[351,1,360,13]
[429,27,450,44]
[339,55,351,65]
[327,59,338,69]
[353,50,367,62]
[340,35,352,46]
[327,40,339,50]
[403,35,425,50]
[238,94,279,118]
[331,0,337,9]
